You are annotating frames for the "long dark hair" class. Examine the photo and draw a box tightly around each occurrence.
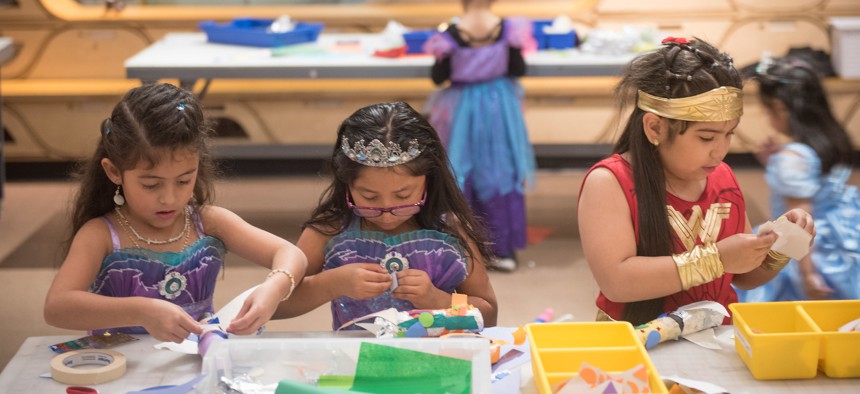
[68,83,217,248]
[612,38,743,325]
[306,101,492,270]
[755,57,853,174]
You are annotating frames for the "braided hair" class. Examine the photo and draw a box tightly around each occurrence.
[612,37,743,325]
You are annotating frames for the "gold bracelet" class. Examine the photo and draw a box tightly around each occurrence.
[267,269,296,302]
[672,243,725,291]
[761,250,791,271]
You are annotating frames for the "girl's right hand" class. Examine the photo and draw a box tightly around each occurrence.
[335,263,392,300]
[141,298,203,343]
[716,232,778,274]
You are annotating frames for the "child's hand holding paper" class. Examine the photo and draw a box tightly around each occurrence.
[756,215,813,260]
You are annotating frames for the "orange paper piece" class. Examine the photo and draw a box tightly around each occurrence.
[511,326,526,345]
[451,294,469,316]
[557,362,651,393]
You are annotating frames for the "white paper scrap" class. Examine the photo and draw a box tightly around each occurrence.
[757,217,812,260]
[155,285,261,354]
[663,375,728,394]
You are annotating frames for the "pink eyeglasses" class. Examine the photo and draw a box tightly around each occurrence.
[346,189,427,218]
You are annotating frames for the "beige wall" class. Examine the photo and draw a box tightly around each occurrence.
[1,0,859,161]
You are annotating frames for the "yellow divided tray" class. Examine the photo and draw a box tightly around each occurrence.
[526,322,668,393]
[729,300,860,380]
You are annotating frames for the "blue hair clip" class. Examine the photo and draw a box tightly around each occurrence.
[106,126,111,136]
[177,103,186,111]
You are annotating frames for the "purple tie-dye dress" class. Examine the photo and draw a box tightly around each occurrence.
[324,218,468,330]
[89,206,225,335]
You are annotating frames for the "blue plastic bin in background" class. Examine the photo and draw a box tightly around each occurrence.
[532,19,577,50]
[199,18,324,47]
[546,31,577,49]
[532,20,553,50]
[403,30,436,54]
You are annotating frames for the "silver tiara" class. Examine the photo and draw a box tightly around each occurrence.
[341,137,422,167]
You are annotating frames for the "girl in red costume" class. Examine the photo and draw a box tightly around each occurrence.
[577,37,815,325]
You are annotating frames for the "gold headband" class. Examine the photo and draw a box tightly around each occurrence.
[637,86,744,122]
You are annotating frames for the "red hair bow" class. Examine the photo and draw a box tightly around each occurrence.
[662,36,690,45]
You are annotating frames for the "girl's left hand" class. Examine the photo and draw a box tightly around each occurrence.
[226,284,282,335]
[783,208,815,242]
[391,269,448,309]
[802,271,834,300]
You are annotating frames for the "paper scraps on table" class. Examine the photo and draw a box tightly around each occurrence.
[663,375,728,394]
[839,317,860,332]
[682,328,721,350]
[756,215,812,260]
[338,293,483,338]
[125,374,207,394]
[554,362,649,394]
[49,332,138,353]
[276,379,355,394]
[154,285,261,354]
[351,342,472,394]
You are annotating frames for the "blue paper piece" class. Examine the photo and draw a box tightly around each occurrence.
[126,374,206,394]
[404,321,428,337]
[645,330,661,349]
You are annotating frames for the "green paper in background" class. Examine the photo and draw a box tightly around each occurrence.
[350,342,472,394]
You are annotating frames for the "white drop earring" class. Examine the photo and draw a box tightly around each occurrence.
[113,184,125,206]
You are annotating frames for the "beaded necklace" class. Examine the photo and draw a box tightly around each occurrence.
[114,206,191,249]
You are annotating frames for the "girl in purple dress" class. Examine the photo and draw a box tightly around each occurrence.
[44,83,307,343]
[273,102,498,330]
[424,0,537,272]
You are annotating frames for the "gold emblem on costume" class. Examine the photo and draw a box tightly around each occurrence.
[667,203,731,251]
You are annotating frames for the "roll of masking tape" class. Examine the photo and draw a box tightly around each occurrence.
[50,349,127,385]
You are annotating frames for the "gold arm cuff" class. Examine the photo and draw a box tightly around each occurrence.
[267,269,296,302]
[672,243,725,291]
[761,250,791,271]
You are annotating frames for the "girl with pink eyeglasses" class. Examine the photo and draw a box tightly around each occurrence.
[273,102,498,330]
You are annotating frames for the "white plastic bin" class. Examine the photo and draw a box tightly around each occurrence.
[200,337,491,393]
[830,17,860,79]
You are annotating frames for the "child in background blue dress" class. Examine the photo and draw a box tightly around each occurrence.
[737,56,860,301]
[423,0,537,272]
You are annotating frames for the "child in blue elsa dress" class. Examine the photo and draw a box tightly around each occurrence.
[737,56,860,301]
[423,0,537,272]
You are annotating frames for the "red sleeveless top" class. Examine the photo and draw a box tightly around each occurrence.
[584,154,746,324]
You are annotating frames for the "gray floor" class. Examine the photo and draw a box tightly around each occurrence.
[0,168,825,371]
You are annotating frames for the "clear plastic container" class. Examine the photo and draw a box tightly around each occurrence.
[199,336,491,393]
